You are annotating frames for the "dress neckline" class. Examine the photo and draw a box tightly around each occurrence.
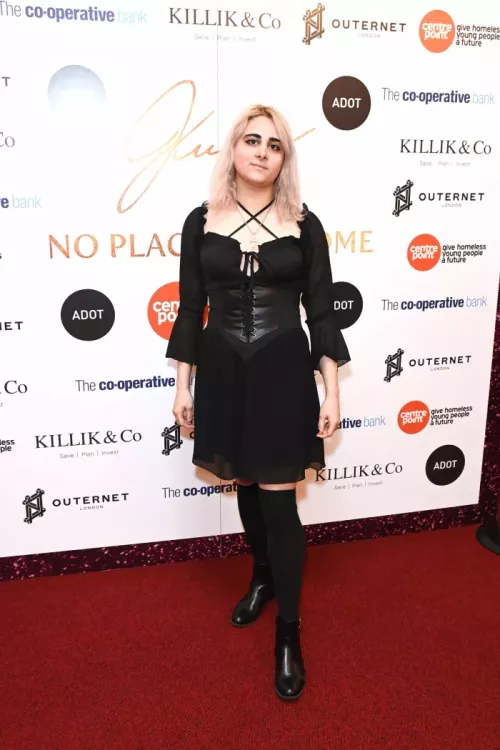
[199,201,307,249]
[203,231,299,252]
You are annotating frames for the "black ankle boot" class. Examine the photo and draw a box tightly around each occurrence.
[274,615,305,700]
[230,562,275,627]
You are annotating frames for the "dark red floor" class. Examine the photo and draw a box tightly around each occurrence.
[1,525,499,750]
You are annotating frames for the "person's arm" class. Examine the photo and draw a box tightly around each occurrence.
[301,210,350,438]
[166,207,207,428]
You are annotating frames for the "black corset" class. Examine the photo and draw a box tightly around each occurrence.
[207,285,303,344]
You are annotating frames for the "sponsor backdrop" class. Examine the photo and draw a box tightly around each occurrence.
[1,0,499,573]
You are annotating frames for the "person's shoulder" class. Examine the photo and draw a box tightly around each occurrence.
[182,202,208,230]
[299,203,323,229]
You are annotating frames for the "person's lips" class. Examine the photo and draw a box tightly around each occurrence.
[250,162,268,171]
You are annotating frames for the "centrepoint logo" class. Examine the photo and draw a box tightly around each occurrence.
[419,10,455,52]
[331,281,363,329]
[426,445,465,485]
[61,289,115,341]
[398,400,430,434]
[322,76,371,130]
[407,234,441,271]
[148,282,179,340]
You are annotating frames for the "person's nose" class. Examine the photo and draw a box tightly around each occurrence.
[256,142,267,159]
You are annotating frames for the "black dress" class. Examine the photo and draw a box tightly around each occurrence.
[166,202,350,483]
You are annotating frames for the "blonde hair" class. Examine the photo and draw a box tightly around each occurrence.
[208,104,303,223]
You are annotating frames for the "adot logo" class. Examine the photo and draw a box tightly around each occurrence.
[331,282,363,329]
[426,445,465,485]
[398,400,430,434]
[61,289,115,341]
[322,76,371,130]
[419,10,455,52]
[407,234,441,271]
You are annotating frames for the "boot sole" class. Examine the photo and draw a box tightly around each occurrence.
[229,594,274,627]
[230,600,272,627]
[275,685,305,701]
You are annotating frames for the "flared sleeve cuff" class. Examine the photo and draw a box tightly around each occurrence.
[166,315,203,366]
[306,311,351,372]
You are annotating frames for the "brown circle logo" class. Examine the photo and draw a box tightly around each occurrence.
[322,76,371,131]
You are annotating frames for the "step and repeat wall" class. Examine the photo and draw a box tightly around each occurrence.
[1,0,499,560]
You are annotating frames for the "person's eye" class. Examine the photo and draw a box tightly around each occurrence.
[270,144,281,151]
[246,138,258,146]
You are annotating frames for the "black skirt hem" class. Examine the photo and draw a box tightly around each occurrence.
[193,456,326,484]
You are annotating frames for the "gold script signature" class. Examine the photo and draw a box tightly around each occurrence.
[117,80,315,214]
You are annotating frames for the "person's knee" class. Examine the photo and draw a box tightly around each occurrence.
[237,478,255,487]
[258,485,299,529]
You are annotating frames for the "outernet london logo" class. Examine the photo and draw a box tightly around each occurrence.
[331,282,363,329]
[419,10,455,52]
[393,180,485,215]
[23,488,130,521]
[426,445,465,485]
[407,234,441,271]
[0,320,23,332]
[322,76,371,130]
[162,423,183,456]
[385,349,404,382]
[303,4,406,44]
[61,289,115,341]
[23,489,46,523]
[385,350,472,381]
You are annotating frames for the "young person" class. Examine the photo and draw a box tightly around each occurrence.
[167,104,350,701]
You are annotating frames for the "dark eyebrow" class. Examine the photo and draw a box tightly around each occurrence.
[244,132,281,143]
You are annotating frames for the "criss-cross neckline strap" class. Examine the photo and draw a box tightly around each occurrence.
[228,200,279,240]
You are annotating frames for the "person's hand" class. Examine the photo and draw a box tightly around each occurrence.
[173,389,194,428]
[317,395,340,439]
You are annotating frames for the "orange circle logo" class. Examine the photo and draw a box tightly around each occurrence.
[148,282,180,340]
[148,283,208,340]
[407,234,441,271]
[398,401,430,434]
[419,10,455,52]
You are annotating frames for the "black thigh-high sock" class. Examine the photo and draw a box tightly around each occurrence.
[258,487,306,622]
[237,482,269,567]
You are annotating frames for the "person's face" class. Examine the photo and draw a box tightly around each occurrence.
[233,115,285,188]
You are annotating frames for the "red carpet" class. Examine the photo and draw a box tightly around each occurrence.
[1,525,499,750]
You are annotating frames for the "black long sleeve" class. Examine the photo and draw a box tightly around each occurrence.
[165,207,207,365]
[301,210,351,371]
